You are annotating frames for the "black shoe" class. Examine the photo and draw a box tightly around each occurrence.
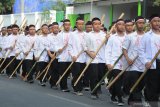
[117,97,124,106]
[111,96,118,104]
[51,85,58,90]
[84,87,90,91]
[117,101,124,106]
[28,79,34,83]
[61,89,70,92]
[91,94,99,100]
[39,81,46,86]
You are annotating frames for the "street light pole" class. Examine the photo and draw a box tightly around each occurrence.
[90,0,93,20]
[142,0,147,17]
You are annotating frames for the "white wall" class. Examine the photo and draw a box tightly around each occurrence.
[0,10,57,30]
[73,2,138,28]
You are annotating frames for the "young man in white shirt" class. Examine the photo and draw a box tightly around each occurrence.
[83,21,92,91]
[48,22,60,88]
[84,17,106,99]
[138,14,160,107]
[21,24,37,83]
[34,24,50,86]
[68,17,86,96]
[5,24,20,77]
[105,19,126,106]
[125,19,134,35]
[0,27,8,74]
[122,16,145,106]
[56,19,72,92]
[7,26,12,36]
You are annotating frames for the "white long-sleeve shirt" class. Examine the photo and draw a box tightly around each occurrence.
[85,31,106,64]
[23,35,37,60]
[56,31,72,62]
[5,34,20,57]
[15,34,26,60]
[138,30,160,69]
[48,33,59,52]
[33,35,50,62]
[122,32,145,72]
[105,33,126,70]
[0,35,8,58]
[68,30,86,63]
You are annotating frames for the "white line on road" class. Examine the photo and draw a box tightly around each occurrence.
[47,94,92,107]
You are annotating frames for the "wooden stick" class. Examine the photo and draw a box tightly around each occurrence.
[9,55,27,78]
[35,57,54,80]
[13,20,17,24]
[0,53,20,74]
[0,19,4,27]
[91,53,123,93]
[73,13,125,87]
[107,56,138,89]
[56,50,84,86]
[0,50,11,68]
[41,57,56,82]
[101,14,105,25]
[35,18,39,26]
[20,17,26,28]
[35,64,48,80]
[48,76,51,81]
[130,50,160,93]
[23,49,46,80]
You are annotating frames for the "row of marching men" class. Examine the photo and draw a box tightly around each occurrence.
[0,14,160,107]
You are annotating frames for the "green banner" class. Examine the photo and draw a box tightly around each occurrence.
[68,14,79,28]
[56,11,64,22]
[138,0,142,16]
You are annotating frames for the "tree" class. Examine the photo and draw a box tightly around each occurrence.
[73,0,91,3]
[52,0,66,11]
[154,0,160,6]
[0,0,15,14]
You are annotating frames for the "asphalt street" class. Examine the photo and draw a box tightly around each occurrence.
[0,75,128,107]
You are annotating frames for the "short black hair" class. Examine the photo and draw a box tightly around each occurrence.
[85,21,92,26]
[12,24,19,29]
[28,24,35,29]
[125,19,133,24]
[52,22,59,26]
[135,16,144,22]
[41,24,48,28]
[25,26,29,31]
[7,26,12,29]
[63,19,70,23]
[76,17,84,22]
[48,24,53,28]
[92,17,101,23]
[104,27,107,32]
[116,19,124,23]
[149,14,160,22]
[1,27,6,29]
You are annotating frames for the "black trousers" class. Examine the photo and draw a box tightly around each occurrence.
[144,60,160,107]
[71,62,85,92]
[49,58,59,86]
[22,59,35,80]
[36,62,48,82]
[7,56,21,76]
[97,63,106,90]
[58,62,71,90]
[86,63,98,95]
[0,58,5,73]
[123,71,144,105]
[109,69,123,100]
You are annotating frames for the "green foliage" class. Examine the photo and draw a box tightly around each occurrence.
[52,0,66,11]
[0,0,15,14]
[73,0,91,3]
[154,0,160,6]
